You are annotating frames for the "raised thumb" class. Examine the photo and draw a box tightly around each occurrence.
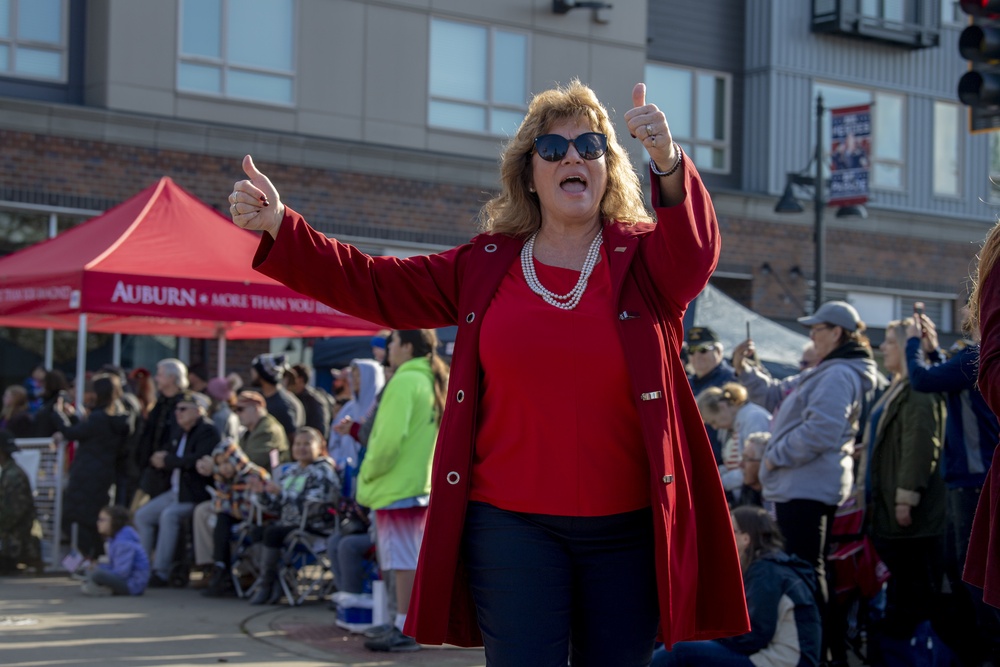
[632,83,646,109]
[242,154,262,181]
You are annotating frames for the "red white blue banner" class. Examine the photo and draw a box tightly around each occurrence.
[829,104,871,207]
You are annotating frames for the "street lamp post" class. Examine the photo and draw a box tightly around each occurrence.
[813,94,825,309]
[774,93,866,313]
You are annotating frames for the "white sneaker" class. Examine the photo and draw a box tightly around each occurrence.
[80,581,113,597]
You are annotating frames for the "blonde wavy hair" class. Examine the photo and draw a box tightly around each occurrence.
[969,219,1000,335]
[479,79,654,237]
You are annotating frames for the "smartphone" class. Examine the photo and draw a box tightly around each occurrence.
[746,321,756,360]
[913,302,925,336]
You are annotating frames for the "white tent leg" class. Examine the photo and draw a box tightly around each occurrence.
[75,314,87,416]
[217,334,226,377]
[44,330,54,369]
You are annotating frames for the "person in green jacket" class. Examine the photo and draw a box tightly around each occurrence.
[358,329,449,653]
[864,318,947,651]
[234,391,289,472]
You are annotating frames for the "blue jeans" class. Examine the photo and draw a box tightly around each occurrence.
[134,492,194,578]
[462,502,659,667]
[651,641,754,667]
[89,568,132,595]
[327,529,373,594]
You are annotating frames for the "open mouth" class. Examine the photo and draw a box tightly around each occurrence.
[560,175,587,193]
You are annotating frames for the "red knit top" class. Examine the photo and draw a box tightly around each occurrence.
[469,244,651,516]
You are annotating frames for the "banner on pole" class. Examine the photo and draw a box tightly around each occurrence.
[829,104,871,207]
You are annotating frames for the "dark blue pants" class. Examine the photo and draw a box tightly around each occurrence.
[947,486,1000,661]
[651,640,754,667]
[462,502,659,667]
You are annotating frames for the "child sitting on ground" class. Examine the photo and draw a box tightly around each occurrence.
[81,505,150,597]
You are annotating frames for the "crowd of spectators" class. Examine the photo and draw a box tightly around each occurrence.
[690,301,1000,667]
[0,329,450,654]
[3,303,1000,663]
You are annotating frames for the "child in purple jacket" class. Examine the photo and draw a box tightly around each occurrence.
[81,505,150,596]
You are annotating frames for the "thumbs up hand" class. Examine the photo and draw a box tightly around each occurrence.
[228,155,284,238]
[623,82,679,176]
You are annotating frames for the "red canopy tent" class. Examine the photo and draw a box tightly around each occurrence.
[0,176,379,395]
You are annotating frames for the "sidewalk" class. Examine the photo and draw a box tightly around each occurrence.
[0,573,486,667]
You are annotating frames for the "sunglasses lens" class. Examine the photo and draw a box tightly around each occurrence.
[535,135,569,162]
[533,133,608,162]
[576,133,607,159]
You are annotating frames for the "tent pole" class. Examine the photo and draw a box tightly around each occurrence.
[44,213,57,370]
[112,333,122,367]
[217,332,226,378]
[44,331,54,369]
[75,314,87,417]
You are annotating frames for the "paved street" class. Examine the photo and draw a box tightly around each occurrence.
[0,574,486,667]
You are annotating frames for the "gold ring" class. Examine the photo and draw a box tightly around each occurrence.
[651,135,657,146]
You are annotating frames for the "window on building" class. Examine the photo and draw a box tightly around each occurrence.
[428,18,528,136]
[645,63,731,173]
[941,0,963,25]
[815,83,904,191]
[0,0,67,81]
[861,0,907,24]
[848,290,953,331]
[177,0,295,105]
[933,101,961,196]
[0,207,87,257]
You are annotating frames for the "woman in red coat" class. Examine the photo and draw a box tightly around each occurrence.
[227,79,749,665]
[967,222,1000,610]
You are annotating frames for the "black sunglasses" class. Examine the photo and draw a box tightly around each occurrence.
[533,132,608,162]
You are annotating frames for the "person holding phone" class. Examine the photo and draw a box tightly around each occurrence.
[906,301,1000,663]
[226,80,749,664]
[732,301,879,664]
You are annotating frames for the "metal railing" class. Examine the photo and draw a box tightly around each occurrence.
[11,437,66,570]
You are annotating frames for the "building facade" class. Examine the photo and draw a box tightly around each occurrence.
[0,0,995,382]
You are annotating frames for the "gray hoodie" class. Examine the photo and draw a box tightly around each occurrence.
[739,354,878,505]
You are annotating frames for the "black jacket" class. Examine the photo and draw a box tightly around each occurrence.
[163,417,219,504]
[298,384,332,440]
[717,552,822,666]
[58,408,132,558]
[136,393,182,497]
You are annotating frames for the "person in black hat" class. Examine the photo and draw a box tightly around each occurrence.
[686,326,736,464]
[133,391,219,587]
[0,429,43,574]
[250,353,304,443]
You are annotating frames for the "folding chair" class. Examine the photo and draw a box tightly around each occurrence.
[275,500,338,606]
[230,502,266,599]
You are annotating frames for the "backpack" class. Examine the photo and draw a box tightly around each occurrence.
[876,621,956,667]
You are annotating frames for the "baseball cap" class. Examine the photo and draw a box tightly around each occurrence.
[797,300,861,332]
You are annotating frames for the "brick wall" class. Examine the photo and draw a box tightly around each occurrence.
[0,130,484,244]
[718,215,977,325]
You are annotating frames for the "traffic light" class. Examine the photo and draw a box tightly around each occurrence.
[959,1,1000,131]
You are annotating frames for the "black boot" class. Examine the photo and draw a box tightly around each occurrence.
[249,547,282,605]
[201,564,234,598]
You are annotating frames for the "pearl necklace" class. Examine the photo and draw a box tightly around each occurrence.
[520,229,603,310]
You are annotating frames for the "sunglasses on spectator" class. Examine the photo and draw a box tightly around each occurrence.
[174,404,196,412]
[533,132,608,162]
[690,345,715,354]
